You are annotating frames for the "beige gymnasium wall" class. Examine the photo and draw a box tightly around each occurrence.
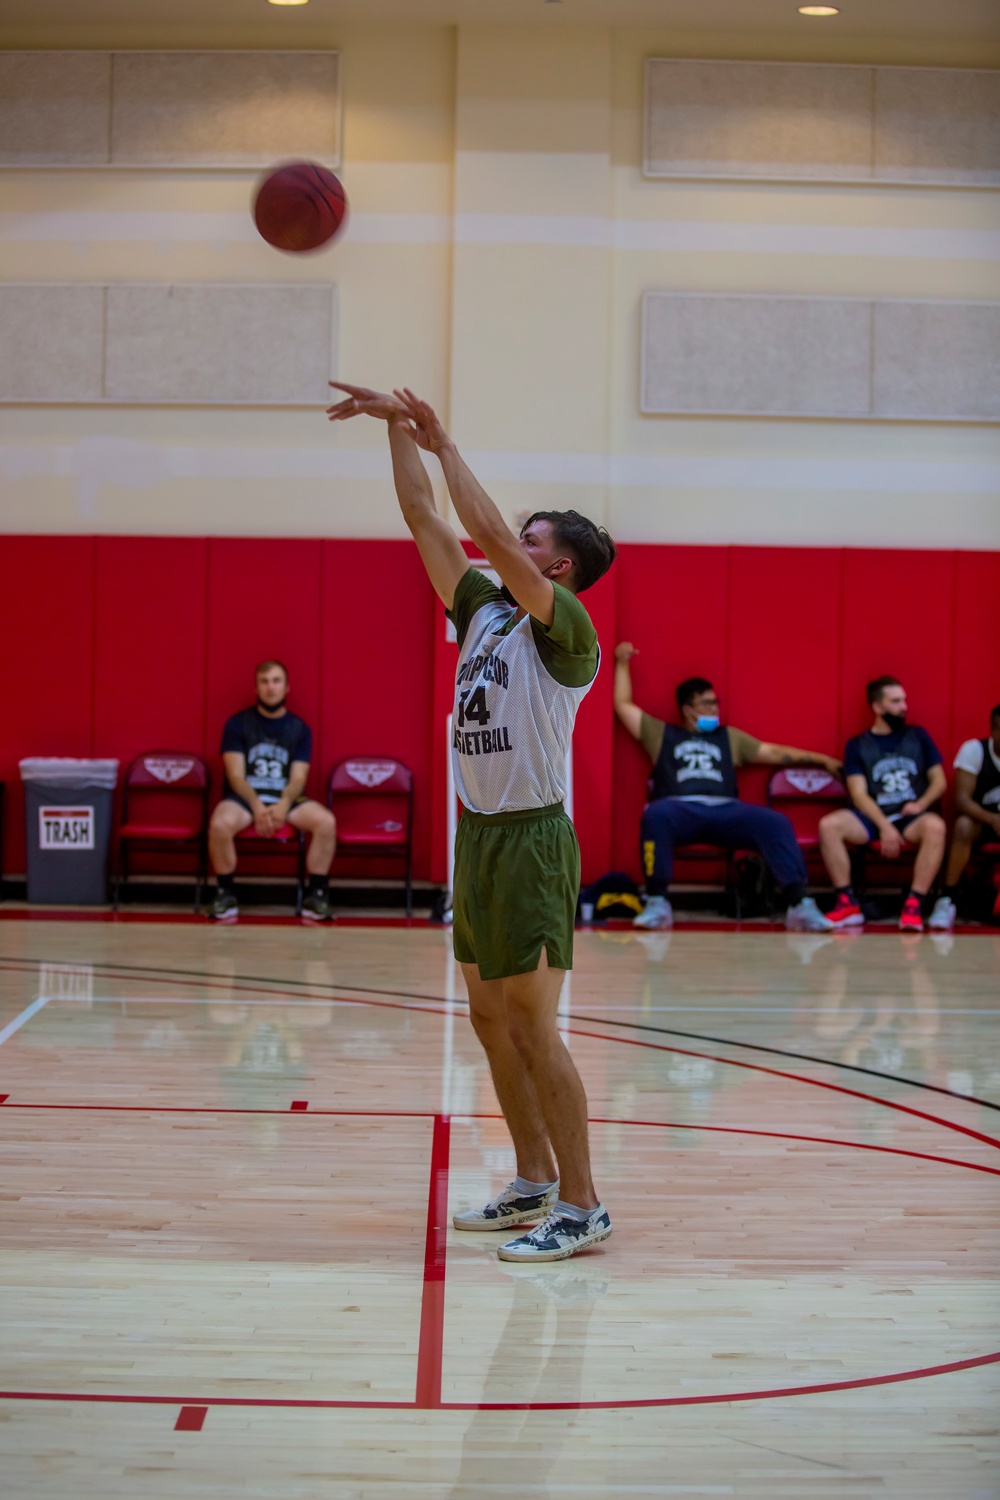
[0,21,998,547]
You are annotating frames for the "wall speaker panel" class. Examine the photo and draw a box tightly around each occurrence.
[109,51,341,167]
[0,52,111,165]
[873,302,1000,420]
[0,285,105,401]
[644,59,873,180]
[103,284,336,404]
[873,68,1000,186]
[641,294,872,417]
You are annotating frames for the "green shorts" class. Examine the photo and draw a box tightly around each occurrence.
[453,803,580,981]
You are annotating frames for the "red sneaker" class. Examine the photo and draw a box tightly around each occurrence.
[828,892,864,929]
[899,894,924,933]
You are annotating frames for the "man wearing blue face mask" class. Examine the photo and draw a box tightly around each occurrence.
[614,648,841,931]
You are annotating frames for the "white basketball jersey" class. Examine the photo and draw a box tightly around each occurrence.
[450,571,599,815]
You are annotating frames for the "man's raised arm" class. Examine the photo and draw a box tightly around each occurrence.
[394,390,558,628]
[327,384,468,610]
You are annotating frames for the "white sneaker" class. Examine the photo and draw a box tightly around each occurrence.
[785,896,833,933]
[497,1205,613,1263]
[453,1181,558,1232]
[633,895,673,930]
[927,896,956,931]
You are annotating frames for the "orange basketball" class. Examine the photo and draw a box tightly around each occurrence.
[252,161,348,253]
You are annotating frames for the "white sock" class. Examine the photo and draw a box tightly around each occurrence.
[554,1198,598,1222]
[513,1175,556,1196]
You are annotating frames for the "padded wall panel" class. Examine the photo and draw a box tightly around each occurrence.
[838,550,955,753]
[727,548,843,755]
[645,59,872,181]
[571,567,616,883]
[109,51,341,168]
[642,294,871,418]
[873,302,1000,422]
[951,552,1000,750]
[320,540,436,880]
[0,286,104,402]
[204,540,323,800]
[0,52,111,165]
[610,545,731,872]
[874,68,1000,187]
[92,538,208,763]
[103,285,335,405]
[0,537,95,873]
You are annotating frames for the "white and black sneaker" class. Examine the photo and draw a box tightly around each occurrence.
[452,1181,558,1232]
[210,889,239,922]
[497,1205,612,1263]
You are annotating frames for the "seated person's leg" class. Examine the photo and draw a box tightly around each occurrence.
[713,802,830,930]
[941,815,981,905]
[899,813,948,932]
[208,799,253,919]
[817,808,872,928]
[635,798,703,928]
[287,800,337,922]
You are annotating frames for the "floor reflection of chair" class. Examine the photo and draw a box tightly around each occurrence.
[447,1258,607,1500]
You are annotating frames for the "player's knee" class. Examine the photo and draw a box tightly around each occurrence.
[817,811,840,840]
[922,813,947,844]
[315,808,336,837]
[954,815,976,841]
[209,806,234,836]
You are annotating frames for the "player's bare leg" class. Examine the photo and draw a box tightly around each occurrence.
[208,799,253,876]
[463,962,557,1185]
[288,801,337,874]
[501,952,597,1211]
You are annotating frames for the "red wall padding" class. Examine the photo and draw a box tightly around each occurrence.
[1,537,997,888]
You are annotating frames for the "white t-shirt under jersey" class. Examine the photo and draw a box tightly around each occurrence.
[954,737,1000,780]
[446,568,599,815]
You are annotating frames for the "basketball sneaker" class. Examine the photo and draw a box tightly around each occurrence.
[899,894,924,933]
[452,1181,559,1232]
[785,896,833,932]
[302,890,334,922]
[210,889,239,922]
[926,895,956,931]
[828,892,864,929]
[497,1205,613,1263]
[633,895,673,930]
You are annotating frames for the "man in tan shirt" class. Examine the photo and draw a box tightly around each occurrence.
[615,646,841,931]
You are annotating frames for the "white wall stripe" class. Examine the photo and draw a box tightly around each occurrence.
[1,443,996,495]
[2,211,998,260]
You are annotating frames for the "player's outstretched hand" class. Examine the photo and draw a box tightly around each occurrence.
[392,388,452,454]
[326,383,407,423]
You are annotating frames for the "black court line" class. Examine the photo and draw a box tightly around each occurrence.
[1,954,998,1114]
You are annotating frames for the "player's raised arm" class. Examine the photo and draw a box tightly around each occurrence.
[326,383,468,609]
[393,389,560,628]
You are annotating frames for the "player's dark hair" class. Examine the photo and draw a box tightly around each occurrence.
[256,659,289,681]
[520,510,617,594]
[991,703,1000,722]
[867,675,901,706]
[676,677,715,714]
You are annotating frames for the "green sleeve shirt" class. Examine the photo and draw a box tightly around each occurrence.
[448,568,598,690]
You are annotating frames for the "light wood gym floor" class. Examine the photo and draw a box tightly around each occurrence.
[1,915,998,1499]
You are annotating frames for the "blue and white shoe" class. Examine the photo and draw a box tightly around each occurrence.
[452,1181,558,1232]
[496,1205,612,1263]
[785,896,833,933]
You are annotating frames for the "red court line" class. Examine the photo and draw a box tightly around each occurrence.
[414,1114,451,1411]
[3,962,997,1153]
[289,1101,309,1111]
[3,1351,998,1415]
[2,1098,996,1176]
[174,1405,207,1431]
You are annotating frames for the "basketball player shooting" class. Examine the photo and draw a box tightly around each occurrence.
[327,382,617,1262]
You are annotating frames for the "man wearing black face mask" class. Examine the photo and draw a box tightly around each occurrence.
[208,659,336,922]
[818,675,947,933]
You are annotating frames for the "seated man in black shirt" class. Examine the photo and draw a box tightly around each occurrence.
[208,660,336,922]
[935,703,1000,927]
[614,646,841,931]
[818,675,948,934]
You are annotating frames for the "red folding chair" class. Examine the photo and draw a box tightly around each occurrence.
[114,752,209,911]
[235,817,307,915]
[767,768,848,853]
[328,758,414,916]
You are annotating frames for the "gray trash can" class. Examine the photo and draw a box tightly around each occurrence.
[20,758,119,905]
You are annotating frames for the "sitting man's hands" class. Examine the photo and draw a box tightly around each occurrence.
[253,802,279,839]
[878,823,903,860]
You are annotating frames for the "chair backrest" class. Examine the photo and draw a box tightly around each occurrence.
[329,759,412,795]
[768,768,847,844]
[328,759,413,846]
[127,753,209,790]
[122,752,209,830]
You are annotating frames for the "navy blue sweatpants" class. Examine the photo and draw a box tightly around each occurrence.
[640,797,807,893]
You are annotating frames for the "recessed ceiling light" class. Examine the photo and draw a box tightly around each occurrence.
[268,0,309,6]
[797,5,840,13]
